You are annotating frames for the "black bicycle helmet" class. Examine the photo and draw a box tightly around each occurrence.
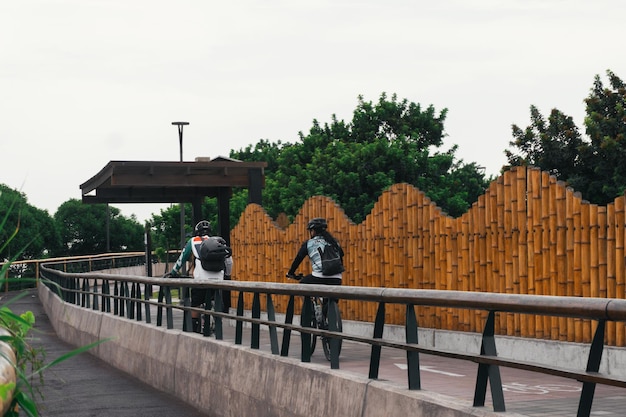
[194,220,212,236]
[307,217,328,231]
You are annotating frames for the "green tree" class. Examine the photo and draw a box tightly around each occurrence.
[582,69,626,203]
[233,93,489,222]
[54,199,143,256]
[0,184,61,260]
[506,106,586,189]
[231,139,283,173]
[149,205,187,257]
[506,70,626,205]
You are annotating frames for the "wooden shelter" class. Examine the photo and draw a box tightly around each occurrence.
[80,157,267,241]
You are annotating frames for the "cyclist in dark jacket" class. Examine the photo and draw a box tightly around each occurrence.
[286,217,344,285]
[287,217,344,320]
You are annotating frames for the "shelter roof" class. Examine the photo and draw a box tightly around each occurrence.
[80,157,267,204]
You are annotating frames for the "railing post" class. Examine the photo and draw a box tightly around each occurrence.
[102,280,111,313]
[164,287,174,329]
[473,311,505,412]
[120,282,128,317]
[81,278,89,308]
[280,295,296,357]
[235,291,244,345]
[369,302,386,379]
[182,286,192,332]
[300,296,314,363]
[211,289,224,339]
[71,277,78,304]
[135,283,142,322]
[577,320,606,417]
[144,283,151,324]
[327,298,341,369]
[156,287,164,327]
[251,292,261,349]
[113,282,119,315]
[92,280,99,311]
[405,303,420,390]
[266,294,279,355]
[128,283,136,320]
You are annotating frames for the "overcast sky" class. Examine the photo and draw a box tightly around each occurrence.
[2,0,624,223]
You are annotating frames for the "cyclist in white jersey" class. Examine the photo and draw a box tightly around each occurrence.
[168,220,233,332]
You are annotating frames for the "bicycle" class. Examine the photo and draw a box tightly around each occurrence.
[288,274,343,361]
[162,273,218,336]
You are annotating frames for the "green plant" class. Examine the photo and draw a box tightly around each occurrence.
[0,293,44,417]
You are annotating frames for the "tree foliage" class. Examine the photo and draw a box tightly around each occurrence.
[54,199,144,256]
[506,70,626,205]
[149,205,187,257]
[582,70,626,203]
[232,93,489,223]
[0,184,61,260]
[507,106,584,178]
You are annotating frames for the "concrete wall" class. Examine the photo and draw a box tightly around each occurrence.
[38,284,522,417]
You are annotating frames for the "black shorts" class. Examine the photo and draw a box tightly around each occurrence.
[191,288,217,308]
[299,275,341,286]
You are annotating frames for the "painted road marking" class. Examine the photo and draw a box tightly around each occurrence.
[394,363,464,377]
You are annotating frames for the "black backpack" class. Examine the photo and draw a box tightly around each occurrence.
[198,237,232,272]
[317,242,344,276]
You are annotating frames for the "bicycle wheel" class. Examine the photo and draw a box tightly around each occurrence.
[308,300,318,354]
[321,326,331,361]
[309,320,318,353]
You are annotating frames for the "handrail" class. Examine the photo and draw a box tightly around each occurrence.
[1,252,146,269]
[1,252,144,290]
[39,263,626,417]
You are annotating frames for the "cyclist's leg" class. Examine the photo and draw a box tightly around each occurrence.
[204,289,216,336]
[299,275,327,326]
[298,275,319,353]
[318,278,341,318]
[299,275,319,325]
[190,288,206,333]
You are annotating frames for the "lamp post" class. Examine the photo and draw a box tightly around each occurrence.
[172,122,189,274]
[172,121,189,162]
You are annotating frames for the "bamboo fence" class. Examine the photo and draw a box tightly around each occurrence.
[230,166,626,346]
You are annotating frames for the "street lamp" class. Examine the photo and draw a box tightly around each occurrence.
[171,121,189,162]
[172,122,189,275]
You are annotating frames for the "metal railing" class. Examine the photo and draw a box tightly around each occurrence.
[39,261,626,417]
[1,252,149,289]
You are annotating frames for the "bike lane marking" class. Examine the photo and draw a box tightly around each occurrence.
[394,363,465,377]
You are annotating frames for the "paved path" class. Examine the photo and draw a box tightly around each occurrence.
[7,289,208,417]
[7,288,626,416]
